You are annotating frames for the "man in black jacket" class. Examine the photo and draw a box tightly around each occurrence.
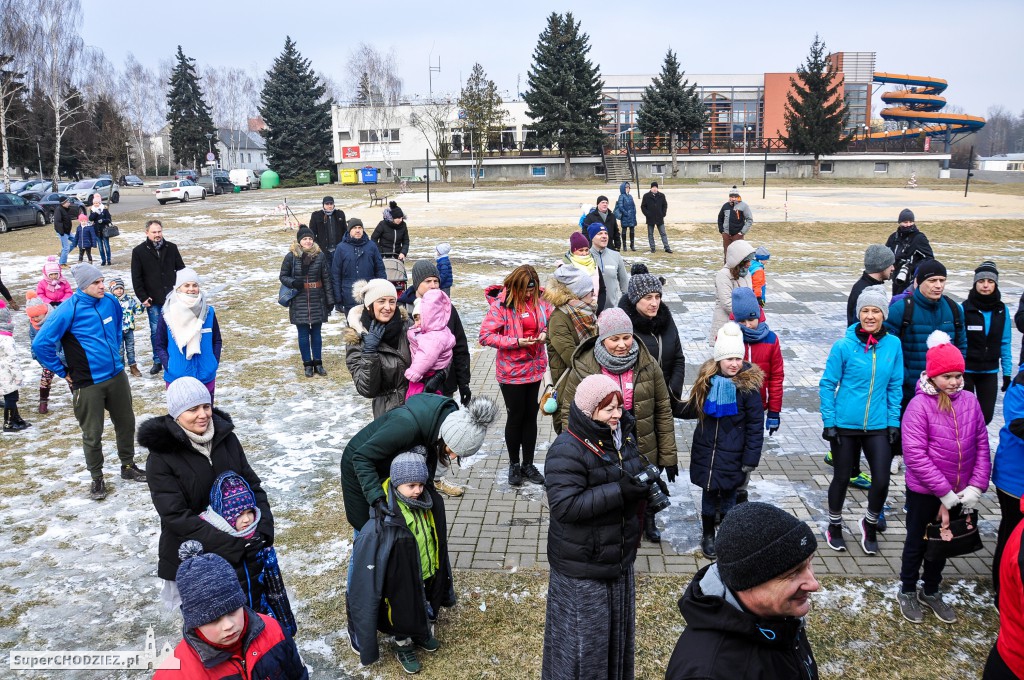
[53,196,80,266]
[885,208,933,296]
[581,195,621,251]
[130,220,186,374]
[666,502,820,680]
[640,181,672,253]
[847,244,895,326]
[308,196,347,257]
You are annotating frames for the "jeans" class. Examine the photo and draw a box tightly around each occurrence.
[146,305,162,365]
[121,330,136,366]
[96,235,111,264]
[296,323,323,362]
[647,223,670,251]
[58,233,74,265]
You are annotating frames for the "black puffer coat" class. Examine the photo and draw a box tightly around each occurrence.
[618,294,685,400]
[280,243,335,326]
[343,306,412,419]
[544,402,644,579]
[139,409,274,581]
[371,219,409,258]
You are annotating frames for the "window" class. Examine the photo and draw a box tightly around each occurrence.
[531,166,547,177]
[247,153,252,163]
[708,163,722,174]
[472,167,485,179]
[874,162,889,173]
[651,164,665,175]
[358,129,400,143]
[764,162,778,174]
[819,161,834,173]
[338,130,352,141]
[595,164,605,176]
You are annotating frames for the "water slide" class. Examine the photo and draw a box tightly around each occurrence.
[869,72,985,139]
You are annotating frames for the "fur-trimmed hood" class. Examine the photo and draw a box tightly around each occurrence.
[543,278,577,307]
[343,306,409,345]
[137,408,236,454]
[289,241,322,258]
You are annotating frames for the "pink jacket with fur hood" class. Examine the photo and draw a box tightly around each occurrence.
[404,288,455,383]
[478,284,553,385]
[901,374,991,497]
[36,259,73,305]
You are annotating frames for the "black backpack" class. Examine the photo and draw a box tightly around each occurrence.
[899,295,964,343]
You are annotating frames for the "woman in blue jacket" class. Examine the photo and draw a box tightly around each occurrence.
[613,182,638,252]
[993,372,1024,599]
[819,286,903,554]
[332,218,385,314]
[154,268,221,400]
[962,260,1013,425]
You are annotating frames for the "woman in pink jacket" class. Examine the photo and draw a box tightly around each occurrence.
[479,264,553,487]
[898,330,990,625]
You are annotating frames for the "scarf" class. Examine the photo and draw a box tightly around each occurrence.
[918,371,964,397]
[178,420,215,458]
[854,325,887,352]
[360,307,405,348]
[394,486,433,510]
[163,289,210,360]
[567,252,597,275]
[560,301,597,341]
[594,340,639,375]
[967,285,1002,312]
[199,503,262,539]
[739,321,771,344]
[705,374,739,417]
[45,276,66,294]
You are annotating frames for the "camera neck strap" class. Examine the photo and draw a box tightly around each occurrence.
[566,428,622,467]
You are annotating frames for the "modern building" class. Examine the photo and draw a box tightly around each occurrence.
[977,153,1024,171]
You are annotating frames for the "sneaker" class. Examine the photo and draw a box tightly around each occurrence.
[891,456,903,475]
[121,463,147,482]
[825,523,847,551]
[917,590,957,624]
[89,478,108,501]
[824,450,833,466]
[415,636,440,653]
[508,464,523,487]
[522,463,545,485]
[149,363,163,375]
[897,591,924,623]
[859,517,878,555]
[394,642,421,674]
[850,471,872,490]
[435,477,465,497]
[877,506,888,533]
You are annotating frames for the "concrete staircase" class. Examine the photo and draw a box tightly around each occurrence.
[604,154,633,183]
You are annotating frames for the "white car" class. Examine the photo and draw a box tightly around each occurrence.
[67,178,120,203]
[154,179,206,204]
[229,168,259,190]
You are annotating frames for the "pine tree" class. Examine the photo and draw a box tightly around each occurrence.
[637,49,707,178]
[166,46,217,171]
[781,35,853,178]
[523,12,605,179]
[259,37,332,181]
[457,63,505,182]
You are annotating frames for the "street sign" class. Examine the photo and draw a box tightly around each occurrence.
[206,152,215,161]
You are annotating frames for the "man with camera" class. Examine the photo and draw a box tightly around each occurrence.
[885,209,933,296]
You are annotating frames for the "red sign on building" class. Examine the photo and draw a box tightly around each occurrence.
[342,146,360,160]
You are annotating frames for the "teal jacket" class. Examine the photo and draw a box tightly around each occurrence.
[884,288,966,394]
[819,325,904,431]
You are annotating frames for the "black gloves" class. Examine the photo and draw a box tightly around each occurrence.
[361,320,385,354]
[243,535,266,560]
[618,475,648,504]
[372,497,394,518]
[1004,375,1013,393]
[653,475,671,498]
[766,411,780,436]
[821,427,839,443]
[888,427,901,445]
[459,384,473,407]
[659,465,678,483]
[423,369,448,394]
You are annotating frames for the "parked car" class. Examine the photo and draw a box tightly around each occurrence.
[229,168,259,190]
[121,174,145,187]
[175,169,198,182]
[57,181,76,192]
[8,180,34,193]
[20,179,54,194]
[67,178,119,203]
[20,192,85,222]
[0,192,47,232]
[154,179,206,204]
[197,174,235,195]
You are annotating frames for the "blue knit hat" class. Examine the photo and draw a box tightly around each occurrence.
[175,541,246,630]
[587,223,608,242]
[731,287,760,322]
[390,449,428,487]
[754,246,771,262]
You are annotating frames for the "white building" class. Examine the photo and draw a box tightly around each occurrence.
[977,153,1024,171]
[215,128,267,173]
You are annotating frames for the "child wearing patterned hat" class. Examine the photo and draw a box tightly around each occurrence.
[24,290,63,415]
[109,277,145,378]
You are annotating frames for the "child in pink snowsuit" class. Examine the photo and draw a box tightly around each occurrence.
[36,256,72,306]
[404,288,455,398]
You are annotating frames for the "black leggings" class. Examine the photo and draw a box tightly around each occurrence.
[993,488,1024,603]
[827,432,891,518]
[499,381,540,466]
[964,372,999,425]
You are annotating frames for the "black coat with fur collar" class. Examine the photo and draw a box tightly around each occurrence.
[139,409,274,581]
[618,293,686,400]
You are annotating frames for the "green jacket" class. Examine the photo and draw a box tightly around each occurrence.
[340,393,459,529]
[544,279,598,389]
[557,336,678,467]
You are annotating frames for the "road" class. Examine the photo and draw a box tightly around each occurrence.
[109,186,160,216]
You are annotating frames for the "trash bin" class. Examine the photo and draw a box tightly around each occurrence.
[260,170,280,189]
[359,167,378,184]
[317,169,333,185]
[233,185,242,193]
[339,168,358,185]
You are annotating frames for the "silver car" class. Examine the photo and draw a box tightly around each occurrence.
[67,178,120,204]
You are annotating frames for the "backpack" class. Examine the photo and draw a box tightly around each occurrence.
[899,295,964,341]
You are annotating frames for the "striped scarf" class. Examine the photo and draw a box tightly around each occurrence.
[560,301,597,342]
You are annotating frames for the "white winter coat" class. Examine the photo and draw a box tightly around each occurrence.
[0,335,23,396]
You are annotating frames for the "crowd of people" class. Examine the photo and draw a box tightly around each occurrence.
[1,188,1023,679]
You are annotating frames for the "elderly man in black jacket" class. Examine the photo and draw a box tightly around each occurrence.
[308,195,347,257]
[130,219,186,374]
[641,181,672,253]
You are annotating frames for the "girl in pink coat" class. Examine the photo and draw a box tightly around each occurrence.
[898,330,990,625]
[36,256,72,306]
[404,288,455,398]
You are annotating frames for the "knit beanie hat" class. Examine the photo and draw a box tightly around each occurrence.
[627,273,662,305]
[322,196,335,206]
[436,242,451,257]
[974,260,998,284]
[388,201,404,219]
[729,187,740,198]
[569,232,590,252]
[573,374,621,416]
[175,268,200,289]
[0,300,12,336]
[353,279,397,309]
[925,330,965,377]
[650,181,659,188]
[25,291,48,329]
[864,244,895,274]
[596,195,609,207]
[167,376,212,419]
[72,263,103,290]
[716,502,817,592]
[347,218,364,232]
[730,287,760,322]
[390,450,429,487]
[109,277,125,293]
[553,265,594,299]
[630,262,649,276]
[587,222,608,242]
[597,308,633,343]
[713,322,745,361]
[898,208,915,223]
[42,255,61,278]
[175,541,247,631]
[754,246,771,262]
[213,474,256,529]
[412,297,422,318]
[438,397,499,458]
[411,259,440,291]
[855,285,890,321]
[296,227,315,243]
[915,259,946,285]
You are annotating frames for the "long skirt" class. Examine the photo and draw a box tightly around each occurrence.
[541,563,635,680]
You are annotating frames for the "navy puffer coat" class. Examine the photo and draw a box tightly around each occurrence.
[331,232,385,312]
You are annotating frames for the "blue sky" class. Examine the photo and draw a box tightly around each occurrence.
[82,0,1021,116]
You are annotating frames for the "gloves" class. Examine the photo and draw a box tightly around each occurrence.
[422,369,448,394]
[372,497,395,518]
[1004,375,1013,392]
[939,491,961,510]
[459,384,472,406]
[766,412,780,436]
[618,475,648,504]
[659,465,678,483]
[243,535,266,560]
[821,427,839,443]
[887,427,901,445]
[290,279,305,291]
[957,485,983,511]
[741,465,757,474]
[361,320,385,354]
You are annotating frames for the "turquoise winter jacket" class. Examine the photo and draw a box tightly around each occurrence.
[819,324,904,431]
[884,288,966,394]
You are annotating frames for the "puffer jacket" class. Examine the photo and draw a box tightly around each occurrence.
[405,290,455,382]
[478,284,553,385]
[332,231,385,312]
[544,403,644,579]
[677,362,765,491]
[370,219,409,257]
[582,208,621,251]
[819,325,903,431]
[902,377,991,497]
[280,243,335,326]
[741,325,784,414]
[711,241,755,341]
[885,288,967,396]
[557,335,677,467]
[544,278,598,388]
[618,294,685,400]
[994,372,1024,497]
[74,223,95,249]
[343,306,412,419]
[613,182,637,227]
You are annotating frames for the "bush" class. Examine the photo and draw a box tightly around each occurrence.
[278,175,317,189]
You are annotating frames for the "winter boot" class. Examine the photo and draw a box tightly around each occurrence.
[700,515,717,559]
[314,360,327,376]
[303,361,315,378]
[89,477,108,501]
[9,406,30,431]
[38,387,50,414]
[129,363,142,377]
[2,408,12,432]
[643,510,661,543]
[149,362,163,375]
[736,489,749,504]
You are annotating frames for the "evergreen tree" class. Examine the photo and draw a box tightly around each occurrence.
[457,63,505,182]
[166,46,217,171]
[637,49,707,178]
[259,36,332,180]
[781,35,853,177]
[523,12,605,179]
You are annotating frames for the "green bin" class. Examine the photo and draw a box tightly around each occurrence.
[317,170,332,185]
[233,185,242,193]
[339,168,358,185]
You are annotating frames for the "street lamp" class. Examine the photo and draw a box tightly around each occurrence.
[35,137,45,184]
[742,125,753,186]
[468,126,475,190]
[125,142,132,175]
[205,133,213,172]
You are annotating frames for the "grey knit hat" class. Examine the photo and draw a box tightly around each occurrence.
[346,218,364,232]
[438,396,499,458]
[856,285,890,321]
[411,260,440,291]
[109,276,126,293]
[72,263,103,290]
[573,374,621,416]
[974,260,998,284]
[175,268,200,289]
[176,541,247,630]
[554,265,594,299]
[390,449,428,487]
[0,300,12,335]
[597,308,633,343]
[716,502,817,592]
[626,273,662,305]
[863,244,895,274]
[167,376,212,419]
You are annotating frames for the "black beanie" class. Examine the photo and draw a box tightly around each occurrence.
[389,201,404,219]
[630,262,649,276]
[596,195,609,206]
[915,259,947,285]
[322,196,335,205]
[650,181,658,188]
[715,502,817,592]
[296,226,314,243]
[898,208,915,223]
[974,260,998,284]
[347,217,364,232]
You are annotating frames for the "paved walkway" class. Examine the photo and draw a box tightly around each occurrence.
[443,270,1022,578]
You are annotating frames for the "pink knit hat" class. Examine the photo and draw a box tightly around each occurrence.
[925,330,965,378]
[574,374,622,416]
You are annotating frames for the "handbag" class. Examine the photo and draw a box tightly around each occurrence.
[104,223,120,238]
[278,284,298,307]
[924,504,982,561]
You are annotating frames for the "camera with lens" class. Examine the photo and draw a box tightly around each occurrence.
[634,464,671,513]
[894,261,911,286]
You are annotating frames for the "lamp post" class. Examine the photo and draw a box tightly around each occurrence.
[468,126,475,190]
[125,141,132,175]
[742,125,753,186]
[205,133,213,173]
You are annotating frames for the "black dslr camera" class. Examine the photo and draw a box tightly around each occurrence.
[634,464,671,513]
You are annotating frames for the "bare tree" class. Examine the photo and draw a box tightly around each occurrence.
[0,0,32,191]
[345,43,403,173]
[408,97,455,181]
[119,53,162,176]
[203,65,259,168]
